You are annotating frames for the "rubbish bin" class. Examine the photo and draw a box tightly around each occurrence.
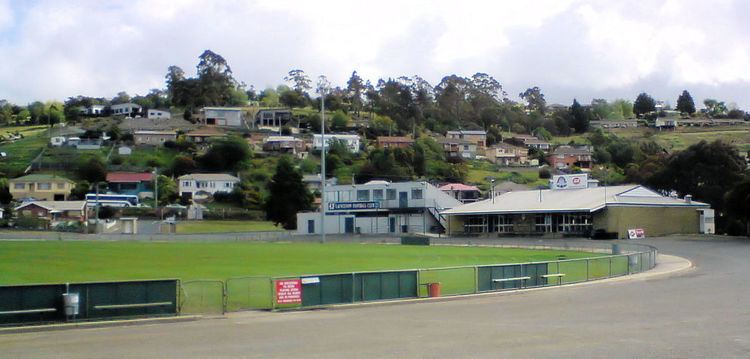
[612,244,621,255]
[62,292,80,317]
[427,283,441,298]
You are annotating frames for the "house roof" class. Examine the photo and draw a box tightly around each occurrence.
[436,137,475,145]
[202,107,244,111]
[15,201,86,212]
[442,185,708,216]
[134,130,177,135]
[265,136,302,142]
[447,130,487,135]
[186,127,226,137]
[552,146,592,156]
[523,139,551,145]
[439,183,480,192]
[106,172,154,183]
[10,174,74,183]
[377,136,414,143]
[178,173,240,182]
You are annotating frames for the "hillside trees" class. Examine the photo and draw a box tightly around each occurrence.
[265,156,313,229]
[166,50,245,108]
[676,90,696,115]
[633,93,656,118]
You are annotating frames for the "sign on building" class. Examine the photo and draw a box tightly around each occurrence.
[551,174,588,190]
[275,279,302,304]
[627,228,646,239]
[328,202,381,211]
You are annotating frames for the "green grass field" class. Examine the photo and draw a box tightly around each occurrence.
[0,241,602,285]
[176,220,282,234]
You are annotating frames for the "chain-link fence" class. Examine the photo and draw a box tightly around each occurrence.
[180,280,225,315]
[171,240,658,314]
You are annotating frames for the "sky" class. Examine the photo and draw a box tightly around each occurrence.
[1,0,749,109]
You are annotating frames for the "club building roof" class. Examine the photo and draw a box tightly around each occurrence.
[442,185,708,216]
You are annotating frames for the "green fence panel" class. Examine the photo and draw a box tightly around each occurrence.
[398,272,417,298]
[226,277,272,311]
[1,280,178,326]
[0,284,64,325]
[477,263,547,292]
[418,267,476,297]
[352,271,417,303]
[181,280,224,314]
[320,275,353,305]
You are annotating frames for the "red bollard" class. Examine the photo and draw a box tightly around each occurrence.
[428,282,441,297]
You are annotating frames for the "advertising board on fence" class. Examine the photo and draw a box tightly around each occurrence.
[551,174,588,190]
[275,279,302,304]
[627,228,646,239]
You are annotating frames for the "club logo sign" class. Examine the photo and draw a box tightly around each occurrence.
[551,174,588,190]
[328,202,380,210]
[628,228,646,239]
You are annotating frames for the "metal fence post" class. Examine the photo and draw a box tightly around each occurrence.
[608,256,612,278]
[474,266,479,293]
[586,258,590,281]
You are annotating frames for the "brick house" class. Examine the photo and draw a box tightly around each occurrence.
[15,201,87,223]
[376,136,414,149]
[548,145,593,170]
[488,143,529,166]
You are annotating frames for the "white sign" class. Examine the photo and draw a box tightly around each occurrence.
[301,277,320,284]
[551,174,588,190]
[627,228,646,239]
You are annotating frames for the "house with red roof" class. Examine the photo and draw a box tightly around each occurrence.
[106,172,154,198]
[439,183,482,203]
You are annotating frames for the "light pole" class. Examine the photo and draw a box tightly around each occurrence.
[490,178,496,204]
[318,76,330,244]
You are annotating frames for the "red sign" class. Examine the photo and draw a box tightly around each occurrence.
[275,279,302,304]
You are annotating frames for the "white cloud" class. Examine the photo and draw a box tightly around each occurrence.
[0,0,748,108]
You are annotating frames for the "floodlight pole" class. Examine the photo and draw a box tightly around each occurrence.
[320,89,326,244]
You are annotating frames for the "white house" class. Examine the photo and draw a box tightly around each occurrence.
[147,109,171,120]
[111,103,142,117]
[201,107,245,127]
[296,180,462,235]
[178,173,240,201]
[312,134,361,153]
[79,105,106,116]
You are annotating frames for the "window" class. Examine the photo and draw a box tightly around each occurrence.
[225,183,232,188]
[57,183,66,189]
[411,188,423,200]
[494,215,514,233]
[464,216,485,233]
[372,189,384,201]
[356,190,369,201]
[386,189,396,200]
[463,145,469,150]
[13,183,25,190]
[535,215,552,233]
[38,183,52,190]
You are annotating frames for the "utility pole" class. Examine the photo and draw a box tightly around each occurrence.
[320,84,327,244]
[153,167,159,219]
[94,182,100,234]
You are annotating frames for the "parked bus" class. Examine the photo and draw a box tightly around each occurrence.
[85,194,139,207]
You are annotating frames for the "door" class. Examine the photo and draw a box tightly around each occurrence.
[345,217,354,233]
[307,220,315,234]
[389,217,396,233]
[399,192,408,208]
